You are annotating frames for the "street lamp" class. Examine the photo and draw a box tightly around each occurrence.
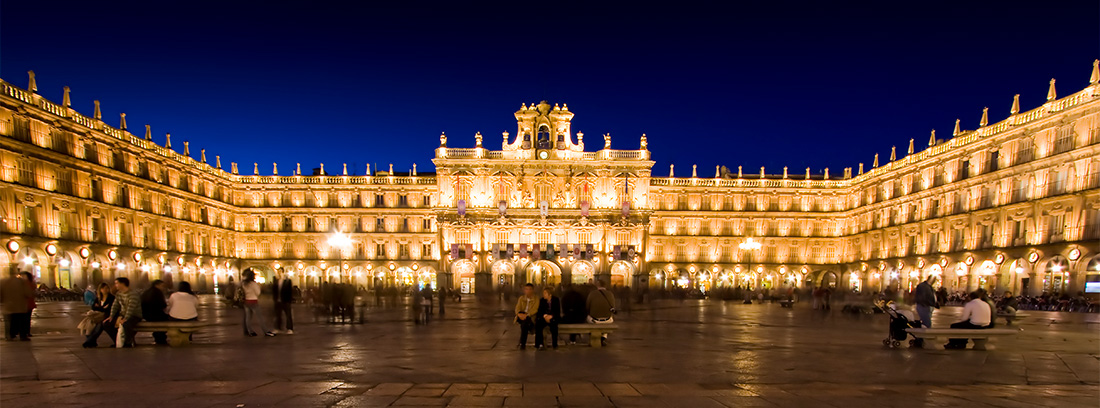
[328,231,353,283]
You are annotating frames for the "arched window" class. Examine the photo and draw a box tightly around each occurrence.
[537,125,551,149]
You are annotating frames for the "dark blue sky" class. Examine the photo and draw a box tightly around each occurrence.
[3,1,1097,176]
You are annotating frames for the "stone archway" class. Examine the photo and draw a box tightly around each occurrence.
[610,261,634,287]
[452,259,476,294]
[490,260,515,292]
[525,260,561,287]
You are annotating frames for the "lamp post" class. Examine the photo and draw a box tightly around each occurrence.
[327,231,353,284]
[739,238,762,288]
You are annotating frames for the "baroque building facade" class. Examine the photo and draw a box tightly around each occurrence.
[2,64,1099,296]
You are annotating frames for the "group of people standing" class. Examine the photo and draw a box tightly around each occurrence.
[513,280,617,350]
[78,277,199,348]
[236,268,295,337]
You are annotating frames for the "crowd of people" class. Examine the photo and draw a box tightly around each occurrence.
[513,280,617,350]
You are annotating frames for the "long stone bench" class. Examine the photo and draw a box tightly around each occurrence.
[997,312,1029,325]
[133,321,206,347]
[905,328,1018,350]
[558,323,619,348]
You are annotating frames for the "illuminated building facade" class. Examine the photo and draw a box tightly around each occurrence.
[2,63,1099,296]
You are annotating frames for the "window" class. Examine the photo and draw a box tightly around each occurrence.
[1012,178,1029,203]
[980,224,994,248]
[422,219,431,231]
[537,125,551,150]
[422,195,431,206]
[399,244,410,259]
[987,151,1000,173]
[1049,170,1067,195]
[398,195,408,207]
[375,194,385,207]
[1053,126,1074,154]
[1049,214,1065,242]
[375,217,385,232]
[375,243,386,258]
[422,244,432,259]
[929,232,940,253]
[1015,138,1034,165]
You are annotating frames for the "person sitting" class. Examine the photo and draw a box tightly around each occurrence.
[560,284,587,345]
[535,287,561,350]
[585,280,616,346]
[167,282,199,321]
[82,283,116,348]
[514,284,538,349]
[998,292,1019,315]
[944,291,991,349]
[141,280,170,345]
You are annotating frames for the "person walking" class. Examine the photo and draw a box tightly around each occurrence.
[141,280,170,345]
[535,287,561,350]
[514,283,538,349]
[241,269,275,337]
[586,280,616,346]
[20,272,36,338]
[82,283,117,347]
[271,269,294,334]
[105,277,142,348]
[1,270,33,341]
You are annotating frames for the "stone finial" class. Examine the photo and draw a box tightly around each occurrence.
[805,167,811,180]
[603,133,611,149]
[119,113,127,130]
[907,139,914,155]
[858,163,864,175]
[1010,94,1020,115]
[412,163,418,176]
[979,107,988,127]
[439,132,447,147]
[737,166,742,178]
[183,141,190,156]
[320,163,325,175]
[577,131,584,143]
[231,162,238,174]
[692,164,697,178]
[890,146,896,162]
[759,167,765,179]
[714,165,720,178]
[93,100,102,120]
[144,124,152,140]
[669,164,674,177]
[366,163,371,176]
[62,86,71,107]
[389,163,393,174]
[273,163,278,175]
[562,103,569,111]
[200,149,206,163]
[296,163,301,175]
[216,155,222,169]
[1091,59,1099,84]
[521,102,527,111]
[254,163,259,175]
[475,132,483,147]
[502,131,510,146]
[872,153,879,168]
[824,168,830,180]
[553,103,560,111]
[165,133,172,149]
[27,71,37,93]
[343,163,348,175]
[640,133,648,150]
[1046,78,1056,101]
[928,129,936,147]
[782,166,788,179]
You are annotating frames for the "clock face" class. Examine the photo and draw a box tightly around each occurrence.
[538,150,549,160]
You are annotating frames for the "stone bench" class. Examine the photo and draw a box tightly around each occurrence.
[558,323,619,348]
[134,321,206,347]
[905,328,1018,350]
[779,300,794,308]
[997,312,1029,325]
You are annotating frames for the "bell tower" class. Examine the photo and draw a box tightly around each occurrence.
[505,101,581,157]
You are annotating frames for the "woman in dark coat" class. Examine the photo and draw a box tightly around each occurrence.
[535,287,562,350]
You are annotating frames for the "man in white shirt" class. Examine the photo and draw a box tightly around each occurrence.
[945,291,991,349]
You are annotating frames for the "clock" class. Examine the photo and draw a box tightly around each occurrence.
[538,150,549,160]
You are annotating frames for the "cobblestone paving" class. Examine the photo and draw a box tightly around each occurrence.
[1,296,1097,407]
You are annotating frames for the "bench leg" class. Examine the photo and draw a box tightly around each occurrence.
[589,332,602,348]
[971,339,988,350]
[166,329,190,347]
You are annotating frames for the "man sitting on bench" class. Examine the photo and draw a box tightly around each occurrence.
[945,291,991,349]
[586,280,616,347]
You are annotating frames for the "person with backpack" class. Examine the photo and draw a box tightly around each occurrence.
[586,280,616,346]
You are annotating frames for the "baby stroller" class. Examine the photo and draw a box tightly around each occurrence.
[876,299,922,348]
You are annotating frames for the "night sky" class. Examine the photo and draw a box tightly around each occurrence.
[2,1,1097,176]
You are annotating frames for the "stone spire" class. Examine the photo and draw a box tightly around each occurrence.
[119,113,127,130]
[805,167,810,179]
[231,162,238,174]
[858,163,864,175]
[759,166,765,179]
[342,163,348,175]
[928,130,936,147]
[412,163,418,176]
[669,164,674,177]
[253,163,259,175]
[27,71,37,93]
[389,163,393,174]
[475,132,483,147]
[439,132,447,147]
[641,134,648,150]
[872,153,879,168]
[144,124,152,140]
[979,107,988,127]
[953,118,961,135]
[62,86,71,107]
[1010,94,1020,115]
[93,100,102,120]
[782,166,788,179]
[692,164,697,178]
[165,133,172,149]
[320,163,325,175]
[1091,59,1099,84]
[890,146,896,162]
[215,155,222,169]
[273,163,278,175]
[296,163,301,175]
[1046,78,1056,101]
[200,149,206,163]
[183,141,190,156]
[907,139,914,155]
[714,165,720,178]
[824,168,830,180]
[737,166,742,178]
[366,163,371,176]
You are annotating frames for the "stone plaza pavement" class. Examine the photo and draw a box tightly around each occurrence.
[1,295,1097,407]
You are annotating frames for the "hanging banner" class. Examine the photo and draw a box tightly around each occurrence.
[621,201,630,218]
[580,201,590,217]
[628,245,636,259]
[519,244,528,259]
[506,244,514,259]
[451,244,459,259]
[491,243,499,259]
[573,244,581,259]
[613,245,622,260]
[466,244,474,259]
[560,243,568,260]
[585,244,595,260]
[457,199,466,216]
[532,244,541,260]
[546,243,554,260]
